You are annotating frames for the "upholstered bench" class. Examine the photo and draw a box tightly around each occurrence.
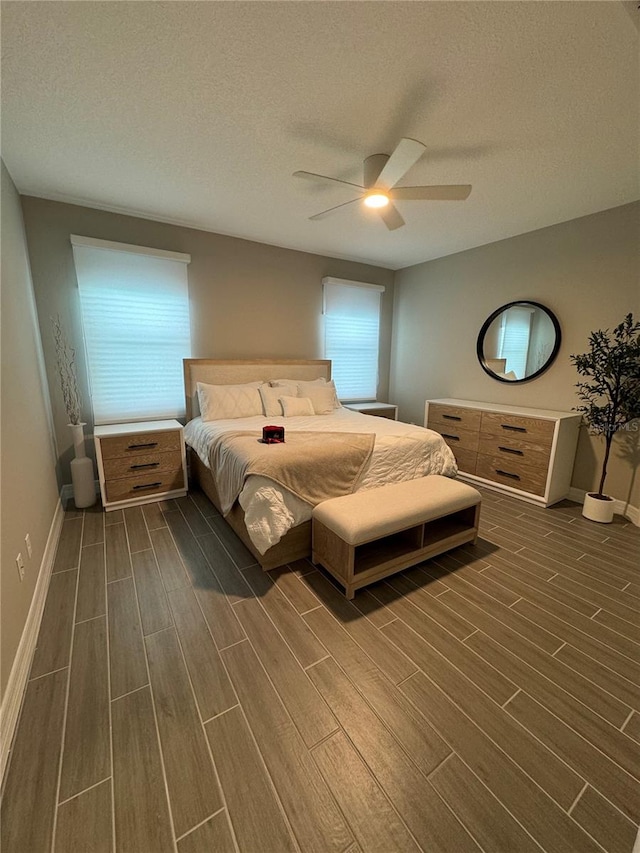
[312,475,482,599]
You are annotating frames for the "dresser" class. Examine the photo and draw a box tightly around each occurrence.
[94,420,188,511]
[425,399,581,506]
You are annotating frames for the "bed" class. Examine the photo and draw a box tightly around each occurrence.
[183,358,457,569]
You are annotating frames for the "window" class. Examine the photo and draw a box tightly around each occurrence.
[71,235,191,424]
[322,277,384,401]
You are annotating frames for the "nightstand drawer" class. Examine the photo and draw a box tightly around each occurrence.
[100,429,182,461]
[105,470,185,504]
[103,450,183,481]
[362,406,397,420]
[345,402,398,420]
[428,404,482,433]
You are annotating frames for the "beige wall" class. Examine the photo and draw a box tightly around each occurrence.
[1,164,59,698]
[21,197,395,484]
[390,202,640,513]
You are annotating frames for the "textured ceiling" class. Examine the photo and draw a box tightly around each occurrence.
[1,1,638,269]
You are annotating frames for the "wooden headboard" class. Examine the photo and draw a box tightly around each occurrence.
[183,358,332,421]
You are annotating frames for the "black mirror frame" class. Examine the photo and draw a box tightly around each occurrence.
[476,300,562,384]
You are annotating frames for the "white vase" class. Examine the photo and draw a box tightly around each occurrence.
[69,423,96,508]
[582,492,614,524]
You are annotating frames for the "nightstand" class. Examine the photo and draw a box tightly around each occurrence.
[344,402,398,420]
[94,419,188,511]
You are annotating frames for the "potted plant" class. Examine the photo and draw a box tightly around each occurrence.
[570,313,640,523]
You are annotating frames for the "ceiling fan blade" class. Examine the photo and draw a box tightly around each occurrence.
[293,170,364,190]
[391,184,472,201]
[309,198,362,221]
[375,138,427,190]
[379,203,405,231]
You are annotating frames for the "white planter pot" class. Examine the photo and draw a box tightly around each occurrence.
[582,492,614,524]
[68,423,96,508]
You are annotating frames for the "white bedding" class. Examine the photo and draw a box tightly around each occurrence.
[184,407,457,554]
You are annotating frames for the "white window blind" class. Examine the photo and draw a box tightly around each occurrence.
[322,277,384,401]
[498,306,533,380]
[71,236,191,424]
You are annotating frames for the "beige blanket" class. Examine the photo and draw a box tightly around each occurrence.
[208,430,375,515]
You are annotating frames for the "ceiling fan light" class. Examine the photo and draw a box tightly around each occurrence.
[364,193,389,209]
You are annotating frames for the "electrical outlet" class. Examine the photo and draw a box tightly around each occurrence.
[25,533,33,558]
[16,553,25,581]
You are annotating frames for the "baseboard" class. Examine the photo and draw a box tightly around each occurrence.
[0,498,64,783]
[567,487,640,527]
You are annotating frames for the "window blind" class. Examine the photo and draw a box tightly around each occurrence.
[71,236,191,424]
[498,306,533,380]
[322,277,384,401]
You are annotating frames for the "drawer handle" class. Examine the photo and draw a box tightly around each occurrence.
[498,446,524,456]
[500,424,527,433]
[443,414,462,421]
[128,441,158,449]
[495,469,521,481]
[442,433,460,441]
[132,481,162,491]
[130,462,160,470]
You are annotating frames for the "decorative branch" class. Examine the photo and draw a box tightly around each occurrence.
[51,315,82,425]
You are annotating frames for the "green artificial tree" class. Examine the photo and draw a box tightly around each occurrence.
[570,313,640,499]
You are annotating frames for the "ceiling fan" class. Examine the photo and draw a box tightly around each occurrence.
[293,138,471,231]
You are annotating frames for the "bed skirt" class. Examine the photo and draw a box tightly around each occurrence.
[191,453,312,570]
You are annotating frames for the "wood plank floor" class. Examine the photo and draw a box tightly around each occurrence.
[2,488,639,853]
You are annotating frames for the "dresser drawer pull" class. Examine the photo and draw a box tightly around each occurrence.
[128,441,159,450]
[495,469,521,480]
[441,433,460,441]
[443,414,462,421]
[130,462,160,470]
[498,446,524,456]
[132,481,162,491]
[500,424,527,433]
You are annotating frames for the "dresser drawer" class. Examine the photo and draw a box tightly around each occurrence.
[428,422,480,453]
[478,435,550,470]
[100,429,182,460]
[428,404,482,433]
[480,412,554,445]
[476,454,547,497]
[451,448,477,474]
[103,450,183,481]
[105,470,185,504]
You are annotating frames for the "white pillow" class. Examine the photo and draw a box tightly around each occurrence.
[280,396,315,417]
[197,381,264,421]
[259,384,297,417]
[270,377,327,389]
[305,383,340,414]
[326,379,340,404]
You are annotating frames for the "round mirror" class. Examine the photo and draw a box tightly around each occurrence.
[477,301,561,383]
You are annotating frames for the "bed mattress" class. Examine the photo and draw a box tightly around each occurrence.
[184,407,457,554]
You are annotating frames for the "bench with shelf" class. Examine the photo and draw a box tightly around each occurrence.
[312,476,481,599]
